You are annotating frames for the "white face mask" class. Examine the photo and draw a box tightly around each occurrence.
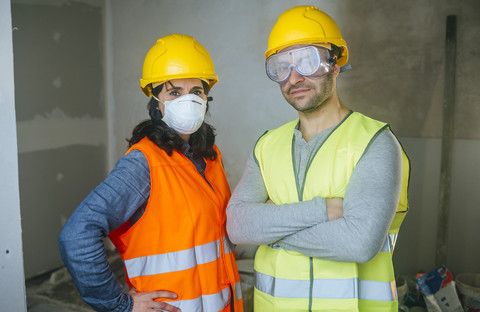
[160,94,207,134]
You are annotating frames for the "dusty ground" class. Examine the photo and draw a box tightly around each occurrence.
[26,251,124,312]
[25,251,255,312]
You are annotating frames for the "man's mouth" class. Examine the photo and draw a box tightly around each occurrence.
[289,88,310,96]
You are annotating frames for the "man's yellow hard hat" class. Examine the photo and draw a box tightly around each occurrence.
[266,6,349,67]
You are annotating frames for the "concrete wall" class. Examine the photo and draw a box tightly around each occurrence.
[0,0,27,309]
[12,0,107,278]
[108,0,480,276]
[8,0,480,282]
[394,138,480,275]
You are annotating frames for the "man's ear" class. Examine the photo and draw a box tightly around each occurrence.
[332,64,341,78]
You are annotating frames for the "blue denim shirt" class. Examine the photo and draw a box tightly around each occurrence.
[58,144,206,312]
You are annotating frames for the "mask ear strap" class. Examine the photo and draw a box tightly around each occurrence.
[207,96,213,102]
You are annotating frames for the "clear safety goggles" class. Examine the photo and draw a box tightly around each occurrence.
[266,46,332,83]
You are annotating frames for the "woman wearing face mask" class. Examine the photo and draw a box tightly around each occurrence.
[59,34,243,312]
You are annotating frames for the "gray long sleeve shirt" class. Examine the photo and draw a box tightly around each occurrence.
[226,124,403,263]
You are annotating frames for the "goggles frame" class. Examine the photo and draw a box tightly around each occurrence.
[265,46,334,83]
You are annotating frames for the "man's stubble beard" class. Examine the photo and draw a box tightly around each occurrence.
[282,71,335,114]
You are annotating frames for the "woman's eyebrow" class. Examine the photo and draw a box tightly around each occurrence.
[165,85,182,91]
[190,86,204,92]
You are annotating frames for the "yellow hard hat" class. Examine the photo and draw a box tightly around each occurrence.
[140,34,218,97]
[266,6,349,67]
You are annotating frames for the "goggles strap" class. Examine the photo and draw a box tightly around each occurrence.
[329,54,337,65]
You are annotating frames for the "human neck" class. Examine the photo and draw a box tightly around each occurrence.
[179,133,191,143]
[297,93,349,142]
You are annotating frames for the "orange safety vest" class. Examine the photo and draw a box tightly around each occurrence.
[109,137,243,312]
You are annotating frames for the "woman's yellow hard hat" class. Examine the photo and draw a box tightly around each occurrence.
[140,34,218,97]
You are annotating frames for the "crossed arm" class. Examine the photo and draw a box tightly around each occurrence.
[226,130,403,263]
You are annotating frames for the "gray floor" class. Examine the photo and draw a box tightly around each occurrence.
[25,256,431,312]
[26,251,124,312]
[26,269,94,312]
[25,256,256,312]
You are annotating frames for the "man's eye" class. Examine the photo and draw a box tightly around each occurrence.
[297,57,317,72]
[297,58,311,68]
[278,63,290,71]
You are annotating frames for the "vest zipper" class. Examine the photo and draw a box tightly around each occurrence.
[181,151,215,191]
[199,161,215,191]
[309,257,313,312]
[297,112,353,199]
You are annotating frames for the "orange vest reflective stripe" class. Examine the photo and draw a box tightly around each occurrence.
[109,137,243,311]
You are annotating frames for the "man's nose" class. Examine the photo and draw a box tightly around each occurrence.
[288,68,305,85]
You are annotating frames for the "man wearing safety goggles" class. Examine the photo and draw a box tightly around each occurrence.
[266,45,335,83]
[227,5,411,312]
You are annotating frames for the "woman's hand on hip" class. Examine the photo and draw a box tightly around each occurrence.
[129,287,181,312]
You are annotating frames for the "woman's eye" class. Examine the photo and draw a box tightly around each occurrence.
[193,90,203,95]
[169,91,180,96]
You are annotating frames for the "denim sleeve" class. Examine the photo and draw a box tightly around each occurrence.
[58,149,150,312]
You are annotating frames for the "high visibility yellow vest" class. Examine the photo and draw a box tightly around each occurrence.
[253,112,410,312]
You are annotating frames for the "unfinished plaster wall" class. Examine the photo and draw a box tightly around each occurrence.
[12,0,107,279]
[0,0,27,309]
[109,0,480,276]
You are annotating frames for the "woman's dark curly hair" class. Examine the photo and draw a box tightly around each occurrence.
[127,80,217,160]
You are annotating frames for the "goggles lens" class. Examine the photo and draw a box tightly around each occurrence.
[266,46,331,83]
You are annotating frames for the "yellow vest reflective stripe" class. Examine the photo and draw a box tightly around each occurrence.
[256,271,395,301]
[255,271,358,299]
[253,112,410,312]
[125,236,234,278]
[381,234,393,252]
